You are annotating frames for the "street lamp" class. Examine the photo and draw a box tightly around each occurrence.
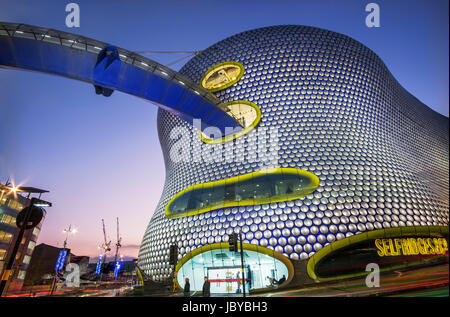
[62,225,77,269]
[62,225,77,250]
[50,225,77,295]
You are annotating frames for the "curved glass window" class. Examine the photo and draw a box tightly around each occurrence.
[200,100,261,143]
[176,243,292,294]
[313,238,448,280]
[200,61,245,92]
[307,226,449,281]
[166,168,319,219]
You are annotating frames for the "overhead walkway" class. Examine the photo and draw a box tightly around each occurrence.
[0,22,242,135]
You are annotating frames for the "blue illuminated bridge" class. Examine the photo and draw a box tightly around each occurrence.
[0,22,242,134]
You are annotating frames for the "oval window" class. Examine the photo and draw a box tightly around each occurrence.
[200,100,261,143]
[176,243,293,294]
[200,61,245,92]
[166,168,320,219]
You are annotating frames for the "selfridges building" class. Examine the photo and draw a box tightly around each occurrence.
[138,25,449,293]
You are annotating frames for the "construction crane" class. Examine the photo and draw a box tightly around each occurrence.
[113,217,122,280]
[102,218,112,254]
[97,219,111,280]
[114,217,122,263]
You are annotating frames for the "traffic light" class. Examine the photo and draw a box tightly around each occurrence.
[229,233,238,252]
[169,244,178,265]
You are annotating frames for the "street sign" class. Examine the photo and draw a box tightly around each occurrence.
[16,205,43,229]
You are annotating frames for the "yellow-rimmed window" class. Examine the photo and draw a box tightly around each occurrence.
[166,168,319,219]
[200,100,262,144]
[200,61,245,92]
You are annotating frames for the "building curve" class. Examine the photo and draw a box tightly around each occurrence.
[138,25,449,292]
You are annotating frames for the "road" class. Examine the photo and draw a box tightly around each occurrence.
[5,264,447,297]
[5,285,132,297]
[255,263,449,297]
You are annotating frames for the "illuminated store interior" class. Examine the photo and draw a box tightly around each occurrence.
[176,244,290,293]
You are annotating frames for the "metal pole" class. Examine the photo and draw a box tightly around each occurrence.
[63,225,71,249]
[50,270,57,295]
[52,226,71,296]
[0,197,35,296]
[100,253,106,282]
[63,225,72,263]
[171,241,177,291]
[239,229,246,298]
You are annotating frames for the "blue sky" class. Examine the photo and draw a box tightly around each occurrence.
[0,0,448,258]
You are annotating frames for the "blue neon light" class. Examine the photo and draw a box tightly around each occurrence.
[95,254,103,275]
[55,249,68,271]
[114,261,122,279]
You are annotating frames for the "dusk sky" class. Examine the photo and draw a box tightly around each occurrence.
[0,0,448,260]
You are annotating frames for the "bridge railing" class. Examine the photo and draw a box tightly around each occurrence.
[0,22,234,116]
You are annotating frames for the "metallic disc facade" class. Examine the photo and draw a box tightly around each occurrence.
[138,25,449,281]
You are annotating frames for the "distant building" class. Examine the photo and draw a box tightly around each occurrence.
[85,258,137,281]
[122,259,138,278]
[0,183,48,292]
[70,255,90,277]
[23,243,90,286]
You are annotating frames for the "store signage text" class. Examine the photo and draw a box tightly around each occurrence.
[375,237,448,257]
